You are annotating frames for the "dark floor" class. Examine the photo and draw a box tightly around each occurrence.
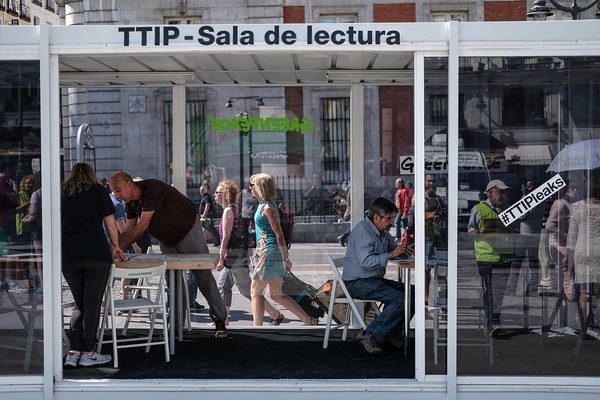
[63,328,415,380]
[3,327,600,378]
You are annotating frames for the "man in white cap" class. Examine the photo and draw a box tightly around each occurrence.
[468,179,515,330]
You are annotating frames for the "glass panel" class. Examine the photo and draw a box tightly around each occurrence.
[457,56,600,376]
[63,84,404,379]
[0,60,43,374]
[424,57,449,374]
[362,79,415,374]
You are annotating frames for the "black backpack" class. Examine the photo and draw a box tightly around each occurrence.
[278,203,294,249]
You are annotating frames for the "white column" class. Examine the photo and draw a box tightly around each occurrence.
[40,23,61,396]
[348,83,365,329]
[350,83,364,229]
[172,85,186,194]
[446,20,460,400]
[413,51,426,382]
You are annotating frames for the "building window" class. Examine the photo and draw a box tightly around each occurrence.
[33,15,39,25]
[7,0,18,15]
[44,0,54,12]
[319,14,358,23]
[163,100,207,197]
[431,11,468,22]
[32,0,42,6]
[321,97,350,185]
[164,16,202,24]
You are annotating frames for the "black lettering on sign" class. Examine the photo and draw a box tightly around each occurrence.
[119,27,136,46]
[164,26,179,45]
[136,27,152,46]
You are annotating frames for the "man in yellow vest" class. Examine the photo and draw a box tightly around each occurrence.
[468,180,514,330]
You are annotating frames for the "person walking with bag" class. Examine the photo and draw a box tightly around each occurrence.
[214,179,283,325]
[249,173,317,326]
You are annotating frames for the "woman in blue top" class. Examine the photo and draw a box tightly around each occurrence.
[249,173,317,326]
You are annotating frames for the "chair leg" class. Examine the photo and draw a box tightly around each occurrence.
[323,280,339,349]
[111,311,119,368]
[146,309,157,353]
[162,303,170,363]
[97,298,109,352]
[342,304,351,341]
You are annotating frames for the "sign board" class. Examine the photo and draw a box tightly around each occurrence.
[77,123,96,170]
[498,174,565,227]
[399,149,487,175]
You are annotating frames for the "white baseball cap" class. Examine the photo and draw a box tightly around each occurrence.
[485,179,509,192]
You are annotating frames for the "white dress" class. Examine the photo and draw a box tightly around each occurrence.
[566,201,600,285]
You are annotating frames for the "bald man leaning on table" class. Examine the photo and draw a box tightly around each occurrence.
[109,172,228,339]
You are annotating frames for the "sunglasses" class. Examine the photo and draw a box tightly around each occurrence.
[380,215,396,221]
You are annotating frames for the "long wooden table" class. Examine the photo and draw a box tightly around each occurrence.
[115,253,218,354]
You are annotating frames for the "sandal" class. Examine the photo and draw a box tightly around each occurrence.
[269,313,285,326]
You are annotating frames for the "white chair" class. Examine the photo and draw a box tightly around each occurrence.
[322,256,380,349]
[98,262,170,368]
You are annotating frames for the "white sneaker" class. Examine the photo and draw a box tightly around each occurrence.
[78,351,112,367]
[64,350,80,367]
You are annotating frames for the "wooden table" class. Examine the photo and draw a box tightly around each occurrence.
[115,253,218,354]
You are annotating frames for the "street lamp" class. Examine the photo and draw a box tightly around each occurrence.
[225,96,265,188]
[526,0,600,20]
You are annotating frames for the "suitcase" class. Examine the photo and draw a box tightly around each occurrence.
[282,272,325,319]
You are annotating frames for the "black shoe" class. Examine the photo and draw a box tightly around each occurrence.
[192,301,205,310]
[337,235,346,247]
[215,320,228,338]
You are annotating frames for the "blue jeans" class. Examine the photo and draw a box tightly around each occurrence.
[345,277,411,343]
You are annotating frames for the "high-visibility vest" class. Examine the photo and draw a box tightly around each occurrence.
[473,202,513,263]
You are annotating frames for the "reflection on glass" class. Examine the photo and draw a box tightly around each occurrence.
[424,58,449,374]
[0,61,43,374]
[458,56,600,376]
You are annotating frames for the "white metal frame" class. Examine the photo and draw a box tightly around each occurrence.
[0,19,600,400]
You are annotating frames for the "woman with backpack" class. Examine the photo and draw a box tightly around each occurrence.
[249,173,317,326]
[215,179,284,325]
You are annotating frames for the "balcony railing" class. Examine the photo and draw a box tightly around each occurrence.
[20,3,31,21]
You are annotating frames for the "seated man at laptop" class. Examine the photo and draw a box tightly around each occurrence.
[343,197,414,354]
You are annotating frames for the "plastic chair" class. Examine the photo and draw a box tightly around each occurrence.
[98,262,170,368]
[322,256,380,349]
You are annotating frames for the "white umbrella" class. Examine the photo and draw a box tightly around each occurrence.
[546,139,600,173]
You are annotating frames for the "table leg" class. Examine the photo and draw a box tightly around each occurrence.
[177,270,184,341]
[404,268,410,356]
[169,269,175,355]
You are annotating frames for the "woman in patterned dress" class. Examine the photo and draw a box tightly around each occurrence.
[249,173,317,326]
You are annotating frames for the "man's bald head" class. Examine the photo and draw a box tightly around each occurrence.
[109,171,138,203]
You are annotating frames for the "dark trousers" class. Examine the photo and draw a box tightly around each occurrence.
[477,261,511,329]
[63,261,111,352]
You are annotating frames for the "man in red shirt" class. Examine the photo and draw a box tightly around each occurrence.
[394,178,410,239]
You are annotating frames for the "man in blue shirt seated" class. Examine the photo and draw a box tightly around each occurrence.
[343,197,414,354]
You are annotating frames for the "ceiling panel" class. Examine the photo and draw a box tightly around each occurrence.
[262,70,298,84]
[213,54,259,71]
[60,56,117,72]
[335,54,372,70]
[253,54,296,70]
[372,53,413,69]
[175,54,222,71]
[131,56,188,71]
[297,55,331,70]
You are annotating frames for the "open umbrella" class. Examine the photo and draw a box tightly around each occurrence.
[546,139,600,173]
